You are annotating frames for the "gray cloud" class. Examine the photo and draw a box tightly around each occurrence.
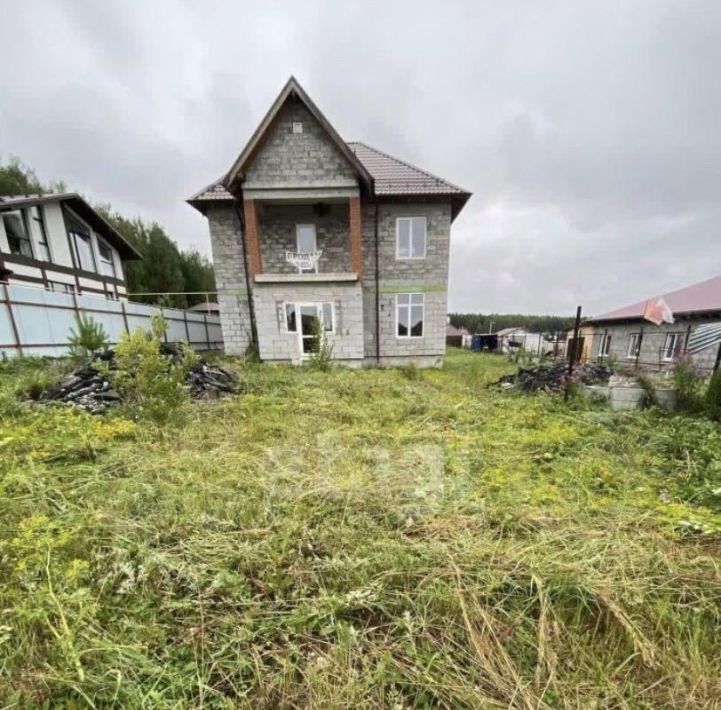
[1,0,719,316]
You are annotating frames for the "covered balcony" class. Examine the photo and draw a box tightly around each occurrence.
[242,189,363,284]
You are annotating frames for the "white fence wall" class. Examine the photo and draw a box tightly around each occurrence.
[0,283,223,358]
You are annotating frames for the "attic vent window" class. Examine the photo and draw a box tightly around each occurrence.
[292,122,303,134]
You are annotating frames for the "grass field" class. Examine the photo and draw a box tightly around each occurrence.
[1,349,720,708]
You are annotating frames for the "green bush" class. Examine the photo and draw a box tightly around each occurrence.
[308,317,333,372]
[705,369,721,420]
[672,357,705,412]
[107,315,195,425]
[67,314,109,359]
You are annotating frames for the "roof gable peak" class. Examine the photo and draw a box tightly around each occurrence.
[225,76,372,190]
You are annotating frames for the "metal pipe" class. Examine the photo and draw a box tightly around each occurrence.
[233,202,258,347]
[374,198,380,364]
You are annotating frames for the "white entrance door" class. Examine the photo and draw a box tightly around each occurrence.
[299,304,321,356]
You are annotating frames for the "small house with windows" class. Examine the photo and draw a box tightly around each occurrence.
[188,77,471,366]
[581,274,721,373]
[0,193,141,298]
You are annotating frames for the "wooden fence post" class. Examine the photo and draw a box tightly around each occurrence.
[121,300,130,333]
[2,283,23,356]
[203,314,210,350]
[565,306,582,402]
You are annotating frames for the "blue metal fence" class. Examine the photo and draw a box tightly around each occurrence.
[1,283,223,358]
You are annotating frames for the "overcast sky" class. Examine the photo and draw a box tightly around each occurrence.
[1,0,719,315]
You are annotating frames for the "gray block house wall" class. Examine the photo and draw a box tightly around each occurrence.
[586,318,721,372]
[244,102,357,189]
[188,77,470,366]
[206,205,252,356]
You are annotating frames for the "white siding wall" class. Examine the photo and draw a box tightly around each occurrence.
[0,215,9,252]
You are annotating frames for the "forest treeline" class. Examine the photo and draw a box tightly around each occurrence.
[449,312,574,334]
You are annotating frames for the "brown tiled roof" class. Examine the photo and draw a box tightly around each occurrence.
[189,141,471,206]
[589,275,721,323]
[187,178,234,204]
[348,142,469,197]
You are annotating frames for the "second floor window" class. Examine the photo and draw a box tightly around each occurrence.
[97,238,116,278]
[66,213,96,272]
[3,211,33,258]
[396,217,426,259]
[31,206,52,262]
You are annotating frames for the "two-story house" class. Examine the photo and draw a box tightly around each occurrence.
[188,77,470,366]
[0,193,140,299]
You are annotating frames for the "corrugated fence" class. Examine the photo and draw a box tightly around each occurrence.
[1,283,223,358]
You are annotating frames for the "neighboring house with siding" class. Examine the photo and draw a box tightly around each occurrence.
[188,77,470,366]
[580,275,721,373]
[0,193,140,299]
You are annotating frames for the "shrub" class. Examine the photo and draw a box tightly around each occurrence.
[308,317,333,372]
[705,369,721,420]
[672,357,705,413]
[67,314,109,359]
[107,315,195,425]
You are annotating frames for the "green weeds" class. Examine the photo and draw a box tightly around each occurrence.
[0,350,720,707]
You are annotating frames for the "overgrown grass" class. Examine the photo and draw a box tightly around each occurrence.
[1,350,720,707]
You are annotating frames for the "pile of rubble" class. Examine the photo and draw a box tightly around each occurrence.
[495,361,611,393]
[38,347,238,414]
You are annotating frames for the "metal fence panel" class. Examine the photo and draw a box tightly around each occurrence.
[0,284,224,359]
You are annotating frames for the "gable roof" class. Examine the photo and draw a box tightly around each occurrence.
[0,193,142,260]
[588,275,721,323]
[225,76,373,190]
[188,77,472,219]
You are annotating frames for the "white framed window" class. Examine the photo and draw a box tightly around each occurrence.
[295,224,318,273]
[2,210,33,258]
[396,293,424,338]
[396,217,427,259]
[285,303,297,332]
[65,211,96,272]
[599,333,612,358]
[626,333,641,359]
[285,302,334,334]
[292,121,303,134]
[662,333,680,361]
[97,237,116,278]
[30,206,51,262]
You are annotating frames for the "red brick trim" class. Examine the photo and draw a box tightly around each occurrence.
[349,196,363,277]
[243,199,263,277]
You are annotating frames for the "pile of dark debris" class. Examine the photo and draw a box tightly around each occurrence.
[495,361,611,393]
[37,344,238,414]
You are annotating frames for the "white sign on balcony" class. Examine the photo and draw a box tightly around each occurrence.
[285,250,322,273]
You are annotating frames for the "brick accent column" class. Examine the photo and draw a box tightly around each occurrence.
[349,196,363,277]
[243,198,263,277]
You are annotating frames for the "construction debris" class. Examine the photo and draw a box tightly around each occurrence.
[37,349,238,414]
[495,362,611,393]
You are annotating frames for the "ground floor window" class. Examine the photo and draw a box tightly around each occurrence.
[626,333,641,359]
[598,333,612,357]
[396,293,424,337]
[662,332,681,361]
